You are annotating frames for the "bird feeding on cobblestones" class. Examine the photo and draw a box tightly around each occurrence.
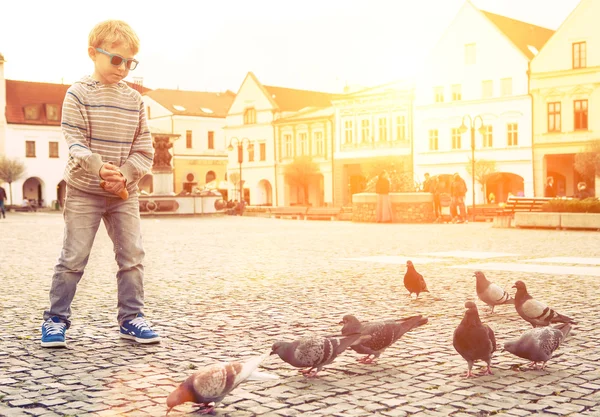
[513,280,576,328]
[453,301,496,378]
[404,260,429,299]
[474,271,514,314]
[339,314,428,364]
[165,352,278,415]
[270,333,370,377]
[503,323,572,370]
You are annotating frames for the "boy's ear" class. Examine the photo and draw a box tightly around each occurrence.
[88,46,97,61]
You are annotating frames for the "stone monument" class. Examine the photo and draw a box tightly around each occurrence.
[151,134,179,194]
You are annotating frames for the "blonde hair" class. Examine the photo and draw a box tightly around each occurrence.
[88,20,140,54]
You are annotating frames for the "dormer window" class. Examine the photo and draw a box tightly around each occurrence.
[24,105,40,120]
[243,108,256,124]
[46,104,59,121]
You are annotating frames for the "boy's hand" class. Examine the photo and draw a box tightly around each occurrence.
[99,162,129,199]
[99,162,124,182]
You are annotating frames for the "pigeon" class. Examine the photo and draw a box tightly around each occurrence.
[404,260,429,299]
[503,323,572,370]
[339,314,428,363]
[513,280,576,327]
[453,301,496,378]
[270,333,370,377]
[165,352,277,415]
[474,271,514,314]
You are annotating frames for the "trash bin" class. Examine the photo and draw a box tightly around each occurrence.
[52,200,59,210]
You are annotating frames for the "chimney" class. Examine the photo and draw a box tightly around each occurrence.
[132,76,144,93]
[0,53,7,156]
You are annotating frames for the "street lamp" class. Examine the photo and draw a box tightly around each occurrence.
[227,137,251,202]
[459,115,486,221]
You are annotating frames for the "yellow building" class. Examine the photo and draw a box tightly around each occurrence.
[530,0,599,197]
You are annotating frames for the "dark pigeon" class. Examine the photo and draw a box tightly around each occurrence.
[339,314,428,363]
[513,280,576,327]
[270,333,369,377]
[504,323,572,370]
[404,260,429,299]
[474,271,514,314]
[453,301,496,378]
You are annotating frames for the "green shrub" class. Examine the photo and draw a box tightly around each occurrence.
[541,198,600,213]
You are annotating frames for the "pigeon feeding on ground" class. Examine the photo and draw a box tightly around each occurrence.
[453,301,496,378]
[404,260,429,299]
[503,323,572,370]
[513,280,576,328]
[166,352,278,415]
[339,314,428,364]
[474,271,514,314]
[270,333,370,377]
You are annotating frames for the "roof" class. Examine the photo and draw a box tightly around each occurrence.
[144,89,236,118]
[273,106,335,124]
[263,85,338,112]
[5,80,70,125]
[0,53,5,62]
[480,10,555,59]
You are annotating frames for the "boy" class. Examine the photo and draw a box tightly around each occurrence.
[41,20,159,347]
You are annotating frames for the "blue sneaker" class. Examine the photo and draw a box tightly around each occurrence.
[41,317,67,348]
[120,313,160,344]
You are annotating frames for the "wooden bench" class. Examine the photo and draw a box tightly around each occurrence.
[498,197,553,216]
[305,207,342,221]
[269,206,308,220]
[468,205,504,222]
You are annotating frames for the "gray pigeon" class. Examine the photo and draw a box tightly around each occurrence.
[270,333,369,377]
[453,301,496,378]
[513,280,576,327]
[503,323,572,370]
[166,353,278,415]
[339,314,428,363]
[474,271,514,314]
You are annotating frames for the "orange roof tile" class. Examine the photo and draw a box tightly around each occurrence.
[263,85,338,112]
[5,80,71,126]
[144,89,236,118]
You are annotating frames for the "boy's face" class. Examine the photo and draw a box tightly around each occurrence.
[89,43,136,85]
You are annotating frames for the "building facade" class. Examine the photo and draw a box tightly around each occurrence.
[530,0,599,197]
[414,1,554,205]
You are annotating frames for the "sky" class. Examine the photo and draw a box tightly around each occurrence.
[0,0,581,94]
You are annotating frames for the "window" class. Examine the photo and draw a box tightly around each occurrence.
[186,130,192,148]
[46,104,59,121]
[207,131,214,149]
[24,105,40,120]
[314,132,324,155]
[259,143,266,161]
[243,108,256,124]
[428,129,438,151]
[482,80,493,98]
[451,85,462,101]
[574,99,588,130]
[547,102,561,132]
[396,115,406,141]
[49,141,59,158]
[26,141,36,157]
[501,78,512,96]
[483,125,493,148]
[146,106,151,119]
[465,43,476,65]
[451,128,462,149]
[284,134,293,157]
[507,123,518,146]
[248,144,255,162]
[344,120,353,144]
[361,119,370,143]
[378,117,387,142]
[299,133,308,155]
[573,41,586,69]
[434,87,444,103]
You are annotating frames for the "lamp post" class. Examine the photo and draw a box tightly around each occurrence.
[227,137,251,202]
[459,115,486,221]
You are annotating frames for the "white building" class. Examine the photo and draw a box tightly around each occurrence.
[414,1,554,204]
[530,0,600,197]
[224,72,334,206]
[142,88,235,195]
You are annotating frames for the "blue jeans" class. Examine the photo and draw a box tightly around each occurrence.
[43,185,145,327]
[0,200,5,217]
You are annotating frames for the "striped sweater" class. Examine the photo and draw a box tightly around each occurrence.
[61,75,154,196]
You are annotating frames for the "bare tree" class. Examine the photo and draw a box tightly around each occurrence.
[466,158,497,198]
[229,172,240,200]
[574,139,600,185]
[362,156,413,192]
[284,156,320,205]
[0,156,26,204]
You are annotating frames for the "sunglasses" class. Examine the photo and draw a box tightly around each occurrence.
[95,48,139,70]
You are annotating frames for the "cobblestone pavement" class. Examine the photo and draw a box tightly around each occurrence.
[1,212,600,417]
